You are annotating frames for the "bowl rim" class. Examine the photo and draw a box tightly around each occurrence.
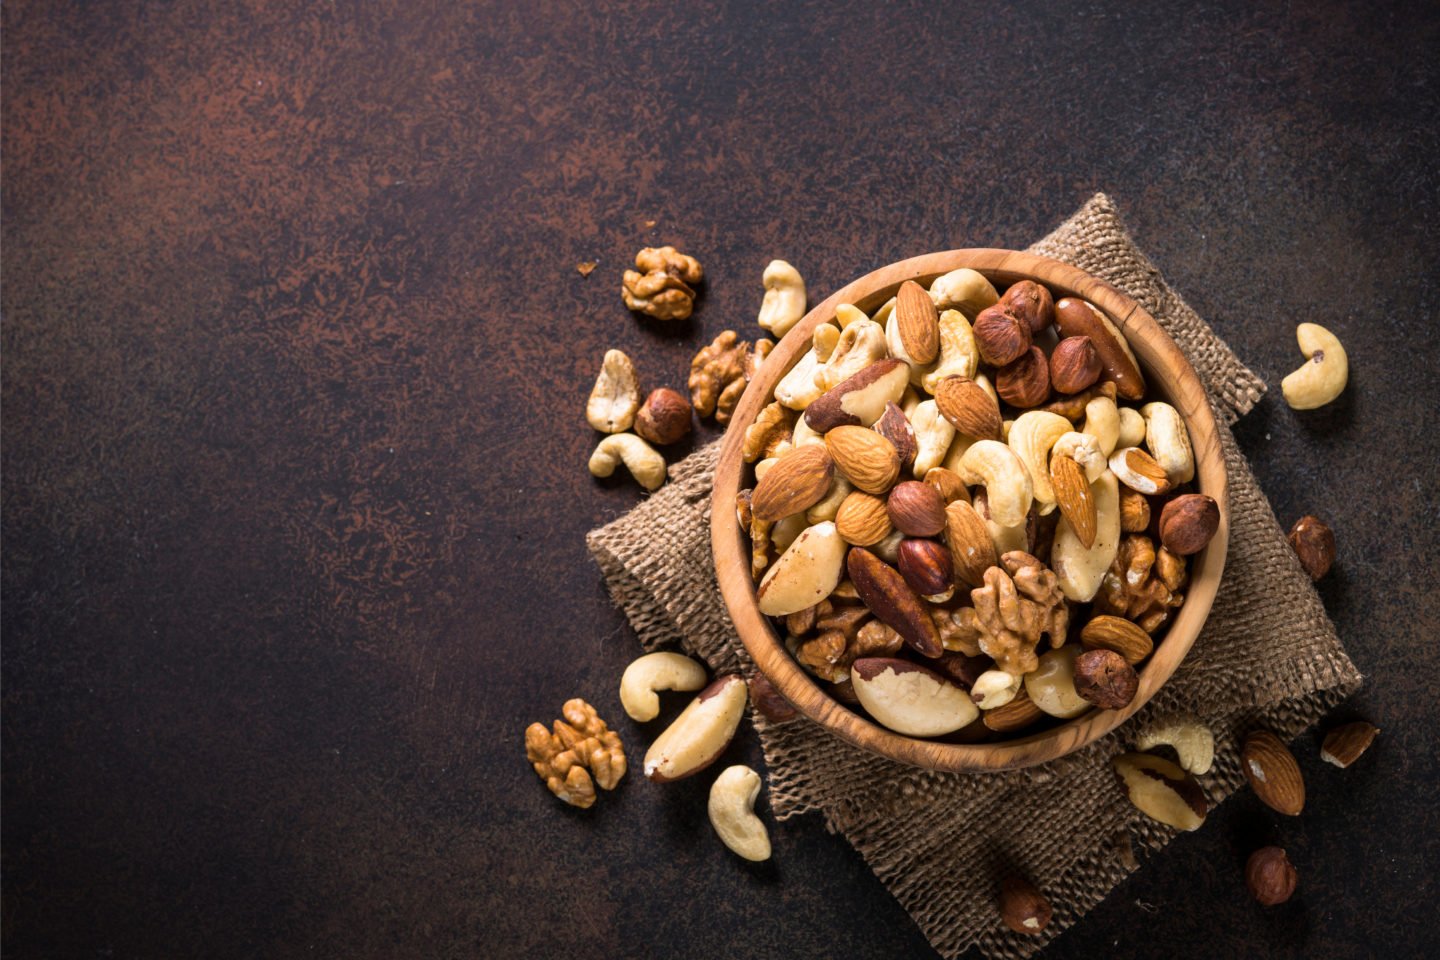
[710,248,1229,772]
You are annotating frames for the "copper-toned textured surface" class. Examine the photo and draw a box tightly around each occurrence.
[3,1,1437,958]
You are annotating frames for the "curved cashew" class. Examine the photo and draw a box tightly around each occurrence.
[774,324,838,410]
[1134,714,1215,775]
[972,490,1028,555]
[909,400,957,478]
[791,413,824,448]
[707,765,771,861]
[1052,432,1108,482]
[620,652,708,721]
[928,268,999,317]
[1050,471,1120,601]
[1280,323,1348,410]
[812,322,840,362]
[955,441,1033,527]
[1140,402,1195,485]
[589,433,666,490]
[1008,411,1073,510]
[971,669,1021,710]
[1116,407,1146,448]
[757,260,807,337]
[586,349,641,433]
[1081,394,1120,455]
[815,319,887,391]
[834,303,868,329]
[920,309,980,394]
[806,476,853,523]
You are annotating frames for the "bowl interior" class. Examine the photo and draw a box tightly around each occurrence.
[710,249,1228,772]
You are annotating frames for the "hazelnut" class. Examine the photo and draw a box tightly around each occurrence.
[1072,648,1138,709]
[634,387,693,445]
[999,280,1055,334]
[1287,515,1335,580]
[971,304,1032,366]
[1049,336,1103,394]
[998,874,1052,935]
[1118,486,1151,533]
[748,674,797,723]
[996,346,1051,408]
[886,481,946,537]
[1158,494,1220,556]
[897,538,954,599]
[1245,846,1298,906]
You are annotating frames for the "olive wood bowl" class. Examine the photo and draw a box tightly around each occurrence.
[710,250,1228,772]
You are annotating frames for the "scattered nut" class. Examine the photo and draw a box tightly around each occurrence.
[1287,515,1336,580]
[1242,730,1306,816]
[1320,720,1379,768]
[1133,714,1214,774]
[526,698,628,807]
[1158,493,1220,556]
[1280,322,1348,410]
[748,674,798,723]
[619,652,708,722]
[586,349,641,433]
[1113,752,1208,831]
[634,387,693,445]
[850,657,978,736]
[996,346,1051,408]
[1049,335,1103,393]
[690,331,763,422]
[708,765,772,861]
[589,433,667,491]
[1072,648,1139,709]
[1245,847,1298,906]
[998,874,1053,935]
[644,675,747,782]
[971,304,1032,366]
[622,245,703,320]
[757,259,807,337]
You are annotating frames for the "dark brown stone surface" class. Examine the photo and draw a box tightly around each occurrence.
[3,1,1437,957]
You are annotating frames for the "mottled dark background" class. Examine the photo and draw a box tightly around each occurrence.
[3,0,1437,957]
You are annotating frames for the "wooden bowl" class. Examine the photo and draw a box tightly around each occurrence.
[711,249,1228,772]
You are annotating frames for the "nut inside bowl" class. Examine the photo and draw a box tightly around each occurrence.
[710,250,1228,772]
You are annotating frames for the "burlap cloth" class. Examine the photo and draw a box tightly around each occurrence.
[586,194,1362,958]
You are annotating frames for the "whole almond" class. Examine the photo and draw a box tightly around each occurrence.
[971,304,1032,366]
[887,481,946,537]
[873,401,917,472]
[751,445,834,522]
[1050,454,1097,548]
[1080,615,1154,665]
[835,491,893,546]
[924,467,969,505]
[1242,730,1306,816]
[895,279,940,364]
[846,548,942,658]
[983,688,1045,733]
[1320,720,1379,768]
[996,346,1051,408]
[934,376,1003,440]
[944,499,998,587]
[825,426,901,494]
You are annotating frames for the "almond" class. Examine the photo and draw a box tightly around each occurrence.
[847,548,942,658]
[934,376,1003,440]
[983,688,1045,733]
[1242,730,1305,816]
[750,444,834,523]
[872,401,917,472]
[1050,454,1097,549]
[825,425,901,495]
[923,467,969,505]
[1080,615,1154,665]
[894,279,940,364]
[1108,446,1173,496]
[943,499,998,587]
[1320,720,1379,768]
[835,491,892,546]
[886,481,946,537]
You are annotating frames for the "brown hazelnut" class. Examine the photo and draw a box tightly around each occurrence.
[634,387,693,445]
[748,674,798,723]
[1158,494,1220,556]
[1072,648,1138,709]
[886,481,946,537]
[999,280,1055,334]
[996,346,1051,408]
[971,304,1032,366]
[998,874,1052,935]
[1049,336,1103,394]
[1287,515,1335,580]
[1118,487,1151,533]
[897,538,954,599]
[1245,846,1298,906]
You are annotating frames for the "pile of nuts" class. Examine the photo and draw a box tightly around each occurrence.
[735,270,1222,739]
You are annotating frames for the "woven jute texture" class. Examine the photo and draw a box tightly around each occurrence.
[586,194,1361,959]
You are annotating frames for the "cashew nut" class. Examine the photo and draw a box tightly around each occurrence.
[775,324,838,410]
[619,652,708,722]
[757,260,807,337]
[941,433,977,474]
[918,309,980,395]
[1133,714,1215,775]
[1116,407,1146,448]
[884,307,918,368]
[909,400,957,478]
[928,268,999,317]
[707,765,771,861]
[806,476,853,523]
[1050,471,1120,601]
[955,441,1033,527]
[1140,402,1195,485]
[586,349,641,433]
[812,322,840,362]
[753,457,778,483]
[1052,431,1108,481]
[1081,394,1120,455]
[835,303,868,330]
[1024,646,1089,718]
[1008,411,1073,510]
[791,413,824,448]
[971,669,1021,709]
[869,297,896,328]
[815,319,887,392]
[1280,322,1348,410]
[589,433,666,491]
